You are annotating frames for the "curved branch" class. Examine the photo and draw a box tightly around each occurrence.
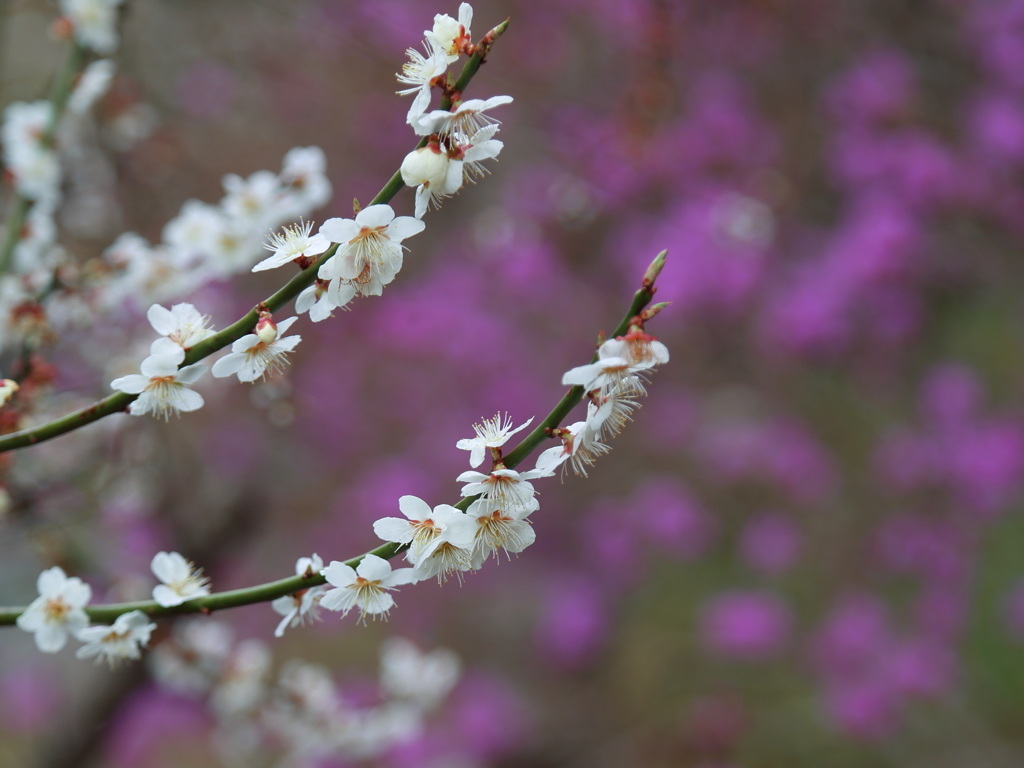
[0,261,658,627]
[0,23,509,454]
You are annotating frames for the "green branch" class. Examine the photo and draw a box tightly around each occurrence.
[0,26,507,454]
[0,251,662,627]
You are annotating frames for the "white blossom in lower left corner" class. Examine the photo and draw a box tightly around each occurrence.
[16,566,92,653]
[76,610,157,667]
[110,351,208,420]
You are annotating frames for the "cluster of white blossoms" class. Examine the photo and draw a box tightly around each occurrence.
[149,620,460,765]
[59,0,127,55]
[397,4,512,218]
[15,566,155,665]
[17,319,669,657]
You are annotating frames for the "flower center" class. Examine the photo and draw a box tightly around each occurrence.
[43,597,70,623]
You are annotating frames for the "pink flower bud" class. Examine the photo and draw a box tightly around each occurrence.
[255,313,278,345]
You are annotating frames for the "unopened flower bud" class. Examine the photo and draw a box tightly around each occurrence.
[256,312,278,345]
[640,302,670,322]
[400,143,450,188]
[642,249,668,290]
[0,379,19,408]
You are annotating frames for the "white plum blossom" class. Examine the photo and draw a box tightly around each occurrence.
[149,619,234,694]
[456,413,533,468]
[0,377,18,407]
[151,551,211,607]
[221,169,280,230]
[561,356,647,398]
[279,146,333,216]
[252,220,330,272]
[536,419,610,478]
[373,495,470,565]
[585,381,641,441]
[7,144,61,203]
[271,554,329,638]
[295,280,339,323]
[110,351,208,420]
[16,566,92,653]
[429,3,473,61]
[454,124,504,183]
[163,199,226,264]
[379,638,461,710]
[413,95,512,138]
[75,610,156,666]
[211,316,301,382]
[599,329,670,369]
[409,513,477,583]
[60,0,125,54]
[68,59,116,114]
[396,40,450,124]
[400,142,463,219]
[466,496,537,561]
[318,205,425,296]
[457,467,538,512]
[147,302,215,356]
[319,555,416,622]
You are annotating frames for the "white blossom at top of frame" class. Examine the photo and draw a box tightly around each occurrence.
[456,467,538,512]
[295,280,338,323]
[211,316,301,383]
[60,0,125,54]
[252,220,330,273]
[15,566,92,653]
[400,143,463,219]
[319,555,416,622]
[373,495,466,563]
[561,356,647,398]
[599,329,669,369]
[271,554,328,638]
[279,146,333,215]
[456,413,533,468]
[150,551,211,607]
[409,512,477,583]
[147,303,215,356]
[75,610,156,667]
[380,638,461,711]
[465,496,538,561]
[318,205,424,295]
[396,39,449,124]
[149,619,234,694]
[221,169,281,229]
[110,350,209,420]
[429,3,473,62]
[0,377,18,408]
[68,59,116,114]
[412,95,513,138]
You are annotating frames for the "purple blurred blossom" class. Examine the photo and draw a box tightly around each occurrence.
[824,50,917,126]
[0,668,61,732]
[883,637,958,698]
[824,680,902,741]
[629,478,717,559]
[811,594,891,680]
[534,577,609,668]
[444,673,532,764]
[739,513,802,575]
[103,686,210,767]
[700,591,792,660]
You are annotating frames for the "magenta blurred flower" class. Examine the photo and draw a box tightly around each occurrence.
[534,577,609,668]
[700,591,792,660]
